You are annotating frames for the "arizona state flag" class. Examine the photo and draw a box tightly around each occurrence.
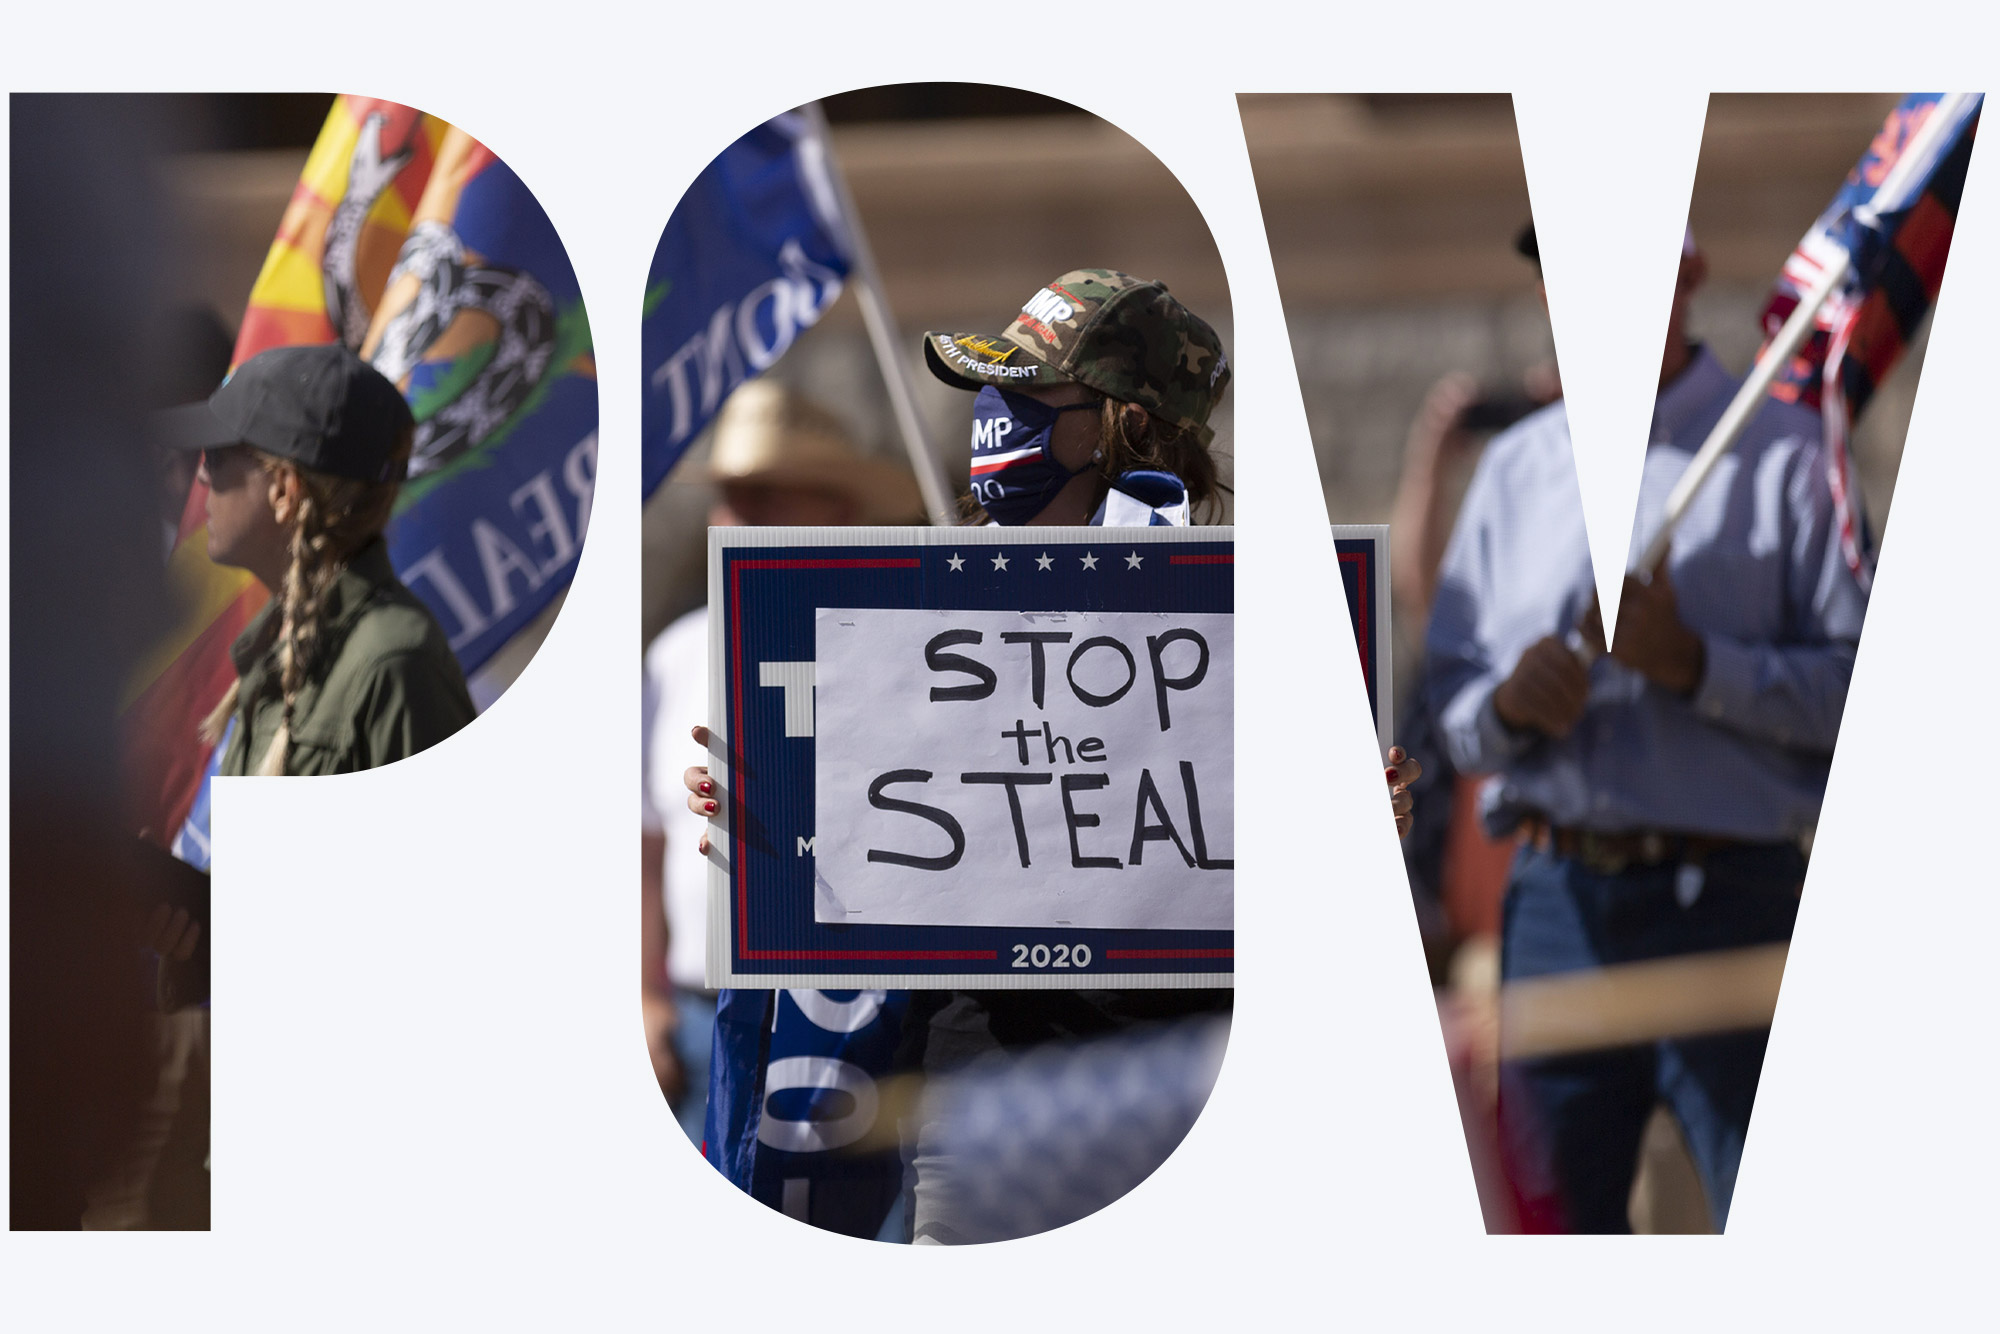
[125,96,594,843]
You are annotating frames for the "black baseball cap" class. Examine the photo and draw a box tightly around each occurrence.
[160,344,414,484]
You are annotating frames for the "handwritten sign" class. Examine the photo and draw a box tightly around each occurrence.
[814,608,1232,931]
[707,526,1233,989]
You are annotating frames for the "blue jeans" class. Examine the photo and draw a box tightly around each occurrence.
[1498,841,1804,1232]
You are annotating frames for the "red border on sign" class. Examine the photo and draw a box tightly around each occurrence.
[1104,949,1236,959]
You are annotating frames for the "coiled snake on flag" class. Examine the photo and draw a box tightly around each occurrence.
[323,111,558,479]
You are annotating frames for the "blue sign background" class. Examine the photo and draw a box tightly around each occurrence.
[1335,534,1385,729]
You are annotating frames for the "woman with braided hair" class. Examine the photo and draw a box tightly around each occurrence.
[173,343,475,777]
[85,345,474,1232]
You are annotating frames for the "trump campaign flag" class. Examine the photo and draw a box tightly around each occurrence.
[642,111,852,497]
[124,96,595,844]
[1760,92,1982,590]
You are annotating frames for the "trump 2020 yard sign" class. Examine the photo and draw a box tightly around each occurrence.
[706,525,1234,989]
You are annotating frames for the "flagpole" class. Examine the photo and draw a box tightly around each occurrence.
[1631,92,1976,576]
[1631,253,1846,575]
[801,102,956,527]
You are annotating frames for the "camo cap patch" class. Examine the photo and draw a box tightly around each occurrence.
[923,268,1229,445]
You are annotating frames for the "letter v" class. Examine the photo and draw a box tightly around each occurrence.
[1515,89,1707,630]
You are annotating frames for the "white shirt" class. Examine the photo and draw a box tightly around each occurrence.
[642,607,712,990]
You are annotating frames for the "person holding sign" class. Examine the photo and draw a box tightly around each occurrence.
[1423,231,1867,1232]
[688,270,1417,1242]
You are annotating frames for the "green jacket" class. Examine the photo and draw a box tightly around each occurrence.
[219,540,476,776]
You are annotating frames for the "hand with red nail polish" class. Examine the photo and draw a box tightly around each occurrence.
[1386,745,1425,840]
[684,723,726,842]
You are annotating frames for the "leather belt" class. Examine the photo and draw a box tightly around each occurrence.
[1521,818,1746,877]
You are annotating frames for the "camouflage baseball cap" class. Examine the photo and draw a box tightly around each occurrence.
[923,269,1230,445]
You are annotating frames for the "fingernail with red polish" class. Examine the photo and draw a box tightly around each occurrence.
[705,801,718,814]
[1386,768,1400,783]
[700,781,712,795]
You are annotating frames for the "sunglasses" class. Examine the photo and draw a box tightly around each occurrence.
[198,444,255,474]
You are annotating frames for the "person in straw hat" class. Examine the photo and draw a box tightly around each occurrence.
[691,377,924,527]
[640,381,920,1138]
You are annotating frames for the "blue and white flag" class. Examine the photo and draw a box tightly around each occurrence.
[704,989,912,1240]
[643,112,852,496]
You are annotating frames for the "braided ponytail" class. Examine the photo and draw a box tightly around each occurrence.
[245,426,410,774]
[256,480,333,773]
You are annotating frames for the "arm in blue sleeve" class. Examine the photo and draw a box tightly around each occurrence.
[1422,454,1540,775]
[1690,438,1866,754]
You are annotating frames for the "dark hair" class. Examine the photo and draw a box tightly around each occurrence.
[959,398,1229,526]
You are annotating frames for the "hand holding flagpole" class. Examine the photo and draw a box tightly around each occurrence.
[1630,92,1975,579]
[1567,92,1977,672]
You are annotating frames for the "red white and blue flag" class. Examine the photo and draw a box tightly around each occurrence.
[1760,92,1982,590]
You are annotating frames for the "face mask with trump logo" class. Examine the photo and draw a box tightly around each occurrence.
[967,386,1101,524]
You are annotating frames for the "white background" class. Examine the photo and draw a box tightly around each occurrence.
[5,2,1998,1327]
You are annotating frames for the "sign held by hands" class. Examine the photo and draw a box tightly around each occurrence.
[708,526,1234,989]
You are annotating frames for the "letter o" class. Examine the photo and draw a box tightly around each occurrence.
[1066,635,1137,707]
[756,1056,879,1153]
[789,989,889,1034]
[737,277,796,371]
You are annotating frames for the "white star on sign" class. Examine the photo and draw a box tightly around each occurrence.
[947,553,964,571]
[1125,551,1144,570]
[992,552,1010,571]
[1080,552,1098,570]
[1035,552,1053,571]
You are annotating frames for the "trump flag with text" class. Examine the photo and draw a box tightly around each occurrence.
[642,110,851,497]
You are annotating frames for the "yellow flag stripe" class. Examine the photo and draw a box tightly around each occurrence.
[123,531,259,705]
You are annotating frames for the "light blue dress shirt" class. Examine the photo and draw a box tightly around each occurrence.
[1425,346,1869,841]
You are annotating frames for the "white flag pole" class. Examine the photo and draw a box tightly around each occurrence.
[1631,92,1975,577]
[801,101,956,527]
[1631,253,1847,575]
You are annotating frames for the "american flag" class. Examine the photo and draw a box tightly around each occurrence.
[1760,93,1982,590]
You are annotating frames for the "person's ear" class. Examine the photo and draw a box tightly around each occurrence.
[266,464,303,525]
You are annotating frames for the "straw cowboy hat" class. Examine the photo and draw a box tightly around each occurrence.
[704,380,923,523]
